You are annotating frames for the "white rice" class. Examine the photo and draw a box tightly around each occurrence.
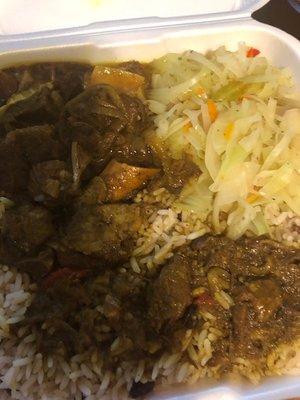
[0,190,299,399]
[132,187,209,274]
[0,255,298,400]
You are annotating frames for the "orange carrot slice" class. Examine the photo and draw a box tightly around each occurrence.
[89,66,145,96]
[207,99,218,122]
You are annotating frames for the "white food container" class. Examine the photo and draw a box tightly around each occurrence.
[0,1,299,399]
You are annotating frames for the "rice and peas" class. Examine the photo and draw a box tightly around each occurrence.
[0,43,300,399]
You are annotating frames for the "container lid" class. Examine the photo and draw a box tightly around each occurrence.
[0,0,269,36]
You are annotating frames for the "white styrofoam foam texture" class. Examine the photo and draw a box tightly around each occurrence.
[0,17,298,400]
[0,0,269,35]
[0,19,299,82]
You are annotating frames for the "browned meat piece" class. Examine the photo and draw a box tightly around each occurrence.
[29,160,74,205]
[42,268,90,289]
[148,132,200,193]
[148,254,192,331]
[71,142,92,187]
[8,63,91,101]
[207,267,231,292]
[0,237,23,267]
[191,234,235,269]
[3,204,55,252]
[0,125,62,202]
[64,84,127,132]
[65,84,149,135]
[58,251,100,270]
[50,240,102,270]
[118,61,151,88]
[235,278,283,323]
[81,159,159,204]
[191,235,275,276]
[67,128,154,180]
[79,177,107,206]
[100,159,159,201]
[5,125,63,164]
[163,157,200,193]
[26,273,91,322]
[112,273,140,298]
[0,83,63,131]
[14,248,54,280]
[121,94,149,134]
[250,240,300,301]
[0,141,29,198]
[64,204,148,263]
[0,70,18,106]
[0,235,54,280]
[229,236,300,279]
[115,134,154,167]
[59,121,113,157]
[59,121,118,178]
[60,122,153,182]
[118,61,147,76]
[51,63,92,101]
[231,299,288,359]
[23,277,91,356]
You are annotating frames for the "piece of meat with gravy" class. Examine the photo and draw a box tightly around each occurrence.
[65,84,149,135]
[148,254,192,331]
[5,125,63,164]
[29,160,74,205]
[63,204,150,264]
[2,204,55,253]
[0,140,29,199]
[0,83,63,131]
[80,159,159,204]
[0,70,18,107]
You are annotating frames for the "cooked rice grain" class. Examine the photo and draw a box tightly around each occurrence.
[0,191,299,399]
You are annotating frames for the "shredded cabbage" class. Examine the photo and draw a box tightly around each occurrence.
[175,173,213,217]
[149,43,300,239]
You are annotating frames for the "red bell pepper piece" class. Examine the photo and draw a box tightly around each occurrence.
[247,47,260,58]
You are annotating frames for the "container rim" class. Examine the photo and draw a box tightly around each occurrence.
[0,0,270,44]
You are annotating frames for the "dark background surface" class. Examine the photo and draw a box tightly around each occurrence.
[253,0,300,40]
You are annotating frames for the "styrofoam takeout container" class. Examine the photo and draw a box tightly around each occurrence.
[0,0,299,399]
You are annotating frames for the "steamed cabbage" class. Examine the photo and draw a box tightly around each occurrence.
[149,44,300,239]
